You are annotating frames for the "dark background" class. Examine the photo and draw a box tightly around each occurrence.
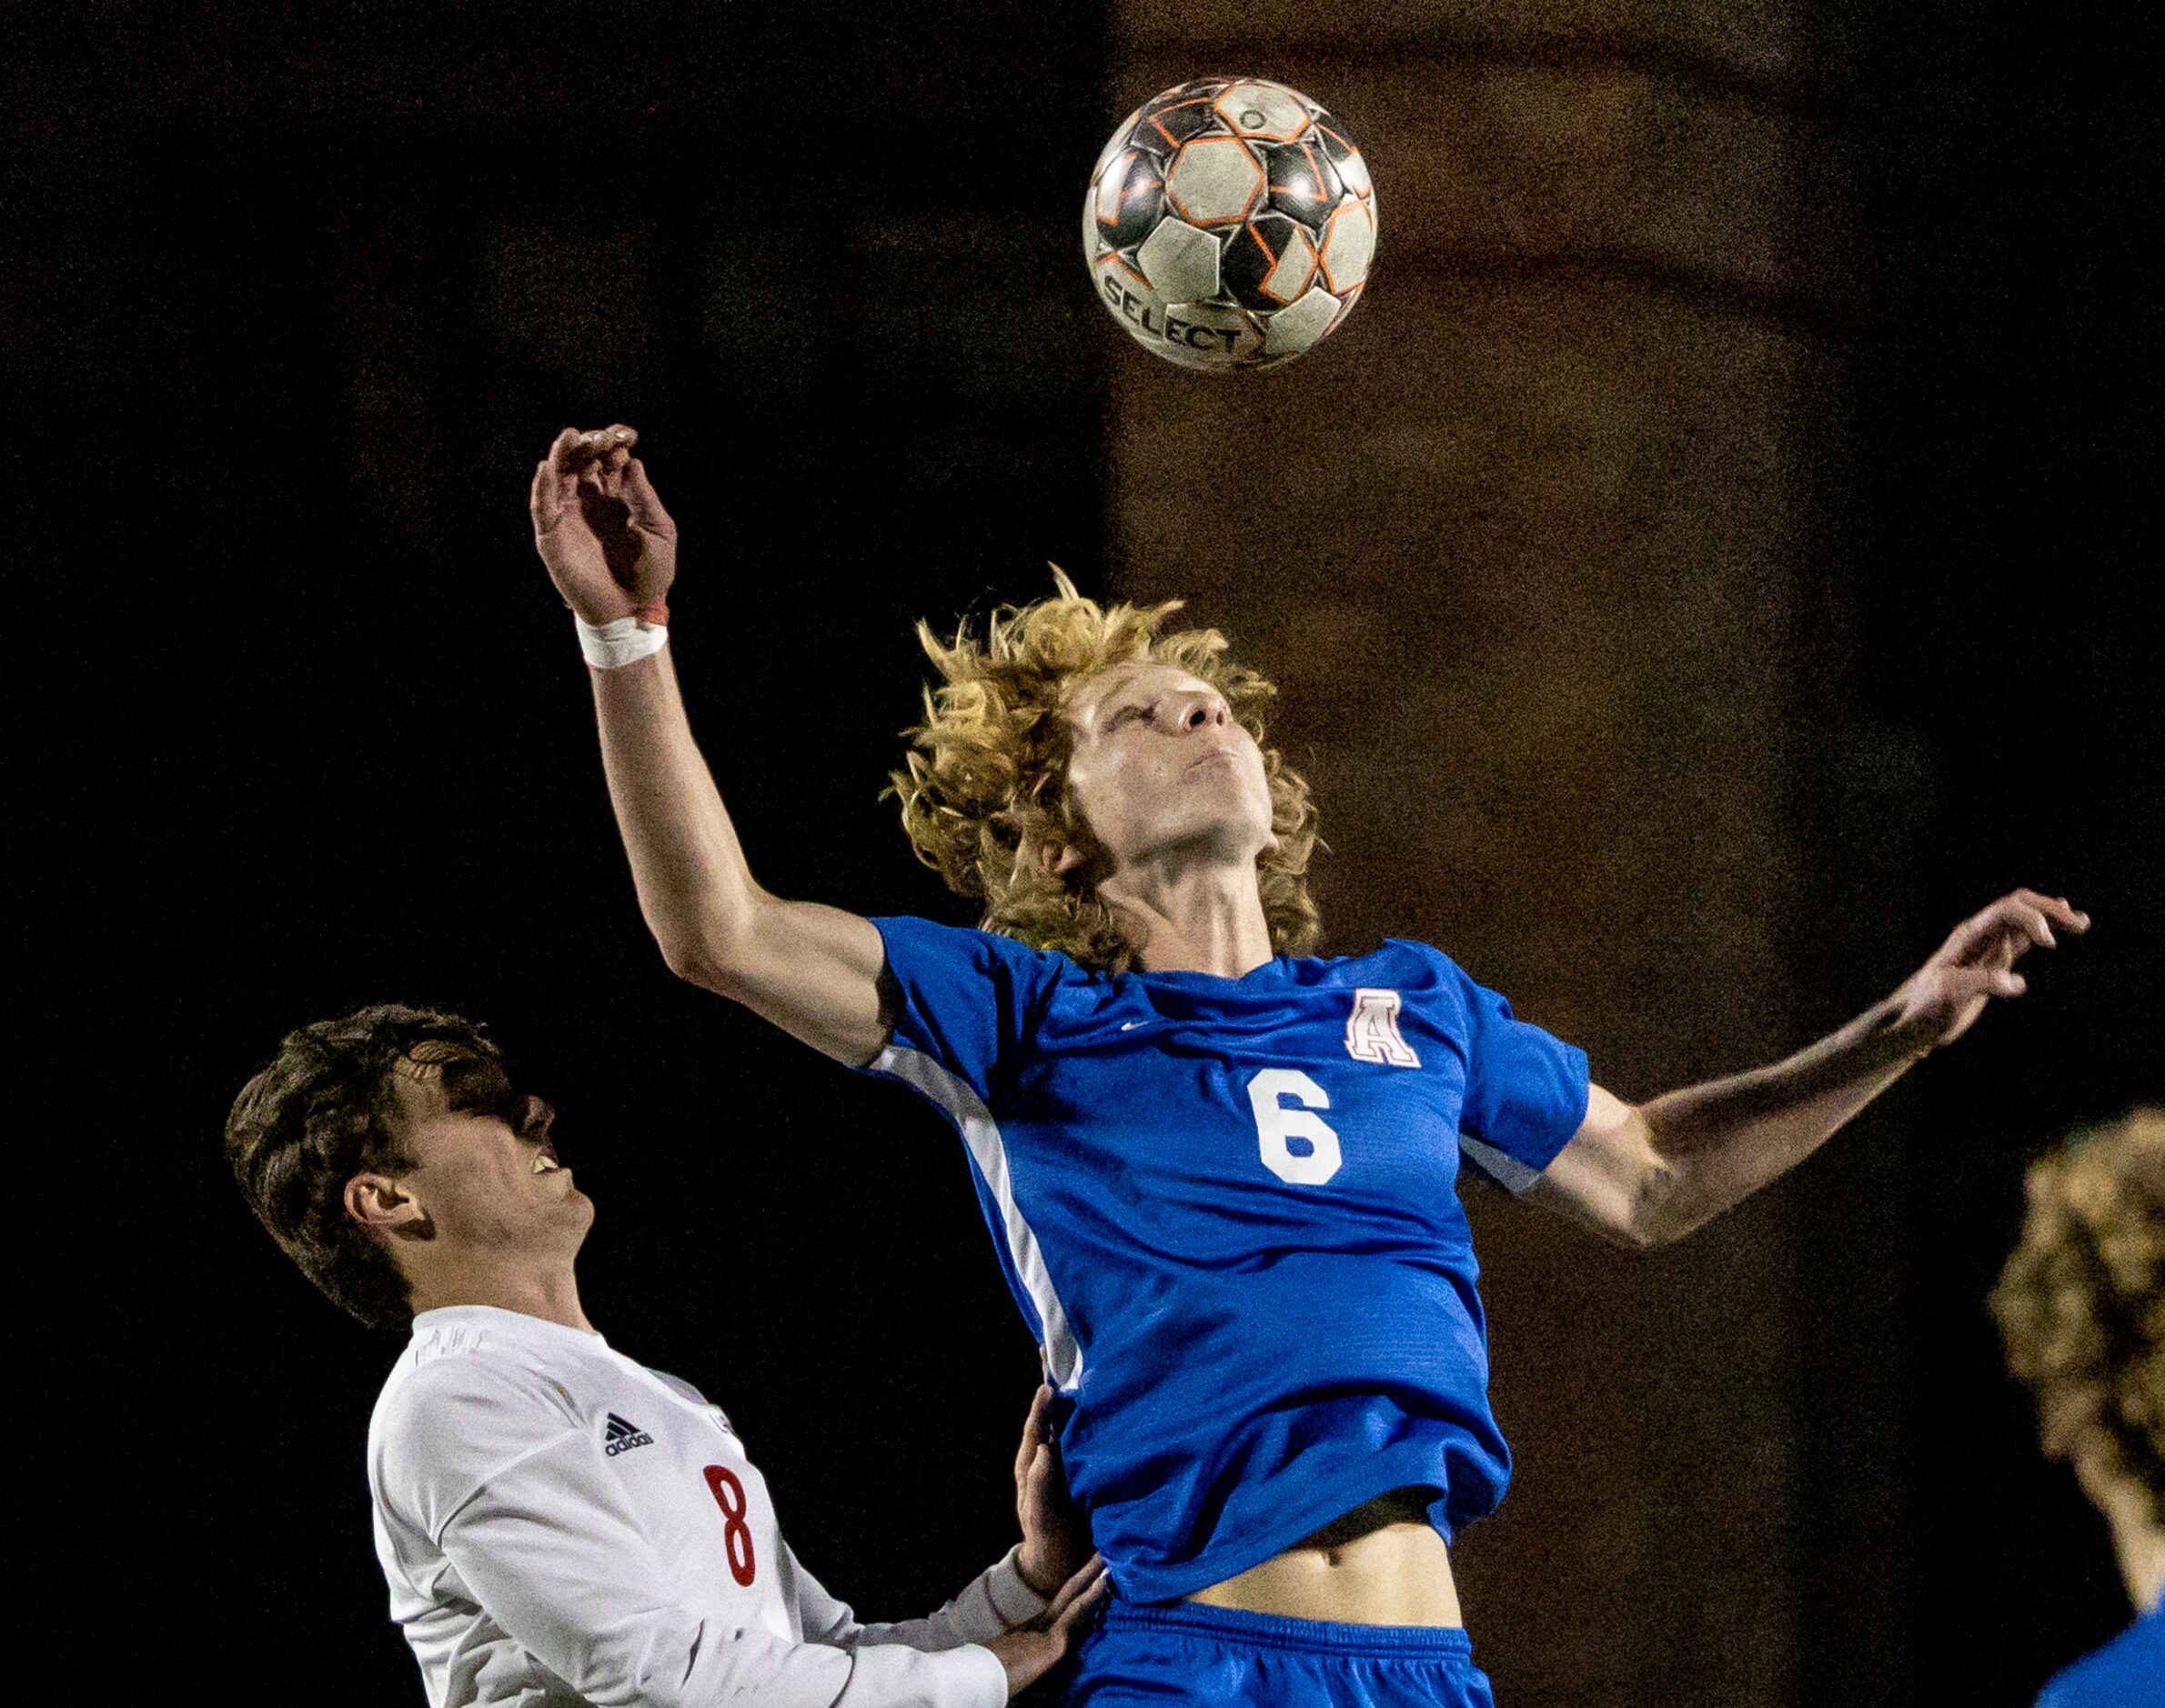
[9,2,2156,1703]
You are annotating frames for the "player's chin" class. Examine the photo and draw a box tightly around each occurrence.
[1176,762,1269,816]
[1160,819,1275,870]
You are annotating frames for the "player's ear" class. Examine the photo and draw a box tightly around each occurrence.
[1017,792,1110,889]
[346,1172,431,1240]
[1016,829,1089,882]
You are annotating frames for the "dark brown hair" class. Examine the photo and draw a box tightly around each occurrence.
[225,1004,509,1330]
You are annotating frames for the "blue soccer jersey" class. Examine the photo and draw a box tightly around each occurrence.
[2033,1604,2164,1708]
[863,916,1590,1604]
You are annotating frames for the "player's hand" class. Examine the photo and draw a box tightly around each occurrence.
[1013,1384,1089,1597]
[1880,889,2088,1056]
[985,1556,1109,1698]
[529,425,677,626]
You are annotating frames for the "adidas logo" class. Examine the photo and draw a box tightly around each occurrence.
[603,1413,655,1457]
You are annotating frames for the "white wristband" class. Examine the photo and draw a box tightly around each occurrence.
[576,614,669,670]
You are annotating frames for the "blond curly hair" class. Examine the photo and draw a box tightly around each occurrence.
[890,571,1320,971]
[1990,1107,2165,1522]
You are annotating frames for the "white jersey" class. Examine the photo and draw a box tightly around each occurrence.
[368,1305,1036,1708]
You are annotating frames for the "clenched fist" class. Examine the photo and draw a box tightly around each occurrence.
[529,425,677,627]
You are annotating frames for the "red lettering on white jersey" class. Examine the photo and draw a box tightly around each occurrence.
[1345,989,1421,1068]
[703,1465,759,1587]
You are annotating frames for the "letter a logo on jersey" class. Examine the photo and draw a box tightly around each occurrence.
[1345,989,1421,1068]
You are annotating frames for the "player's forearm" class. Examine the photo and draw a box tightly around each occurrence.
[1636,995,1919,1242]
[837,1548,1051,1653]
[590,646,764,987]
[590,648,892,1061]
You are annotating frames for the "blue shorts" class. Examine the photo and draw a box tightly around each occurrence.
[1066,1601,1496,1707]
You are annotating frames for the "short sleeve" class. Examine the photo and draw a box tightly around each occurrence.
[864,916,1064,1101]
[1446,959,1590,1194]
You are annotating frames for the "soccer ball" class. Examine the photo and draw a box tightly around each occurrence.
[1083,76,1377,372]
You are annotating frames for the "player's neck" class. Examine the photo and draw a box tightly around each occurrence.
[2110,1500,2165,1615]
[2079,1446,2165,1614]
[1102,857,1274,977]
[408,1256,595,1336]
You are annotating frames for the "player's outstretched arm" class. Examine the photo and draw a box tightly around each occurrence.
[532,427,891,1065]
[1534,889,2089,1248]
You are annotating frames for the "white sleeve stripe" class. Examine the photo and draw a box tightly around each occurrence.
[871,1044,1085,1392]
[1457,1132,1542,1196]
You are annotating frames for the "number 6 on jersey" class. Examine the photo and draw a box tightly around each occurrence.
[1247,1069,1343,1184]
